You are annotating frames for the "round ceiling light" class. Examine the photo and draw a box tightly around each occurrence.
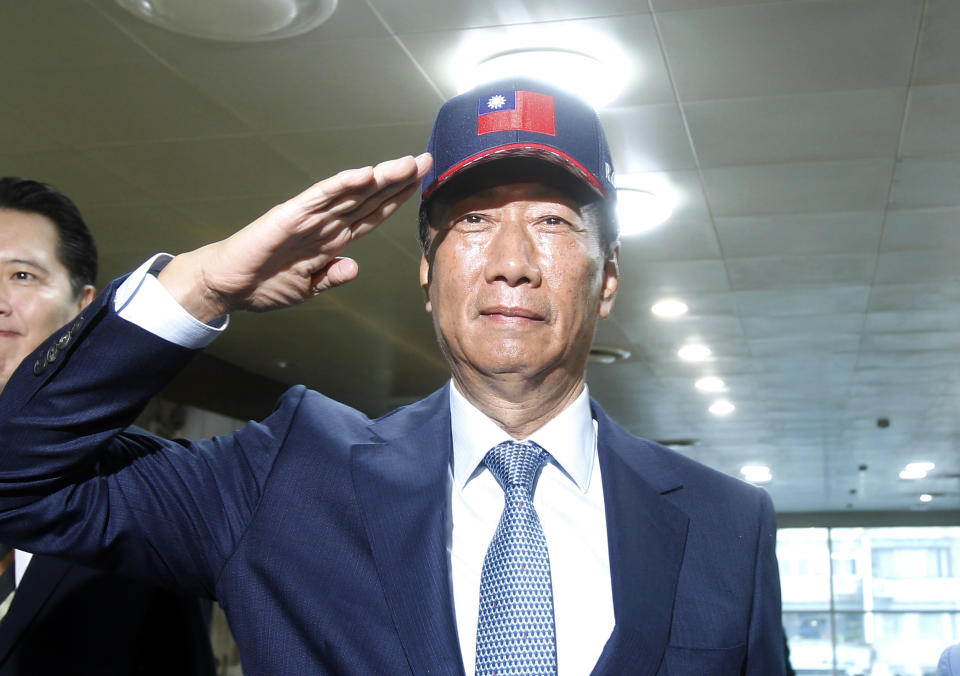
[678,343,711,362]
[651,299,688,318]
[709,399,735,416]
[740,465,771,483]
[116,0,337,41]
[453,31,630,110]
[695,376,726,393]
[616,188,673,236]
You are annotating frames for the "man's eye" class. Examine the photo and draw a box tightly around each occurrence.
[453,214,487,230]
[13,271,35,281]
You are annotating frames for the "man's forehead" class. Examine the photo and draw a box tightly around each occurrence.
[447,181,581,211]
[0,211,62,268]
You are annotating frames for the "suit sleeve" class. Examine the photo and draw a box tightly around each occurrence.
[745,489,787,674]
[0,279,300,598]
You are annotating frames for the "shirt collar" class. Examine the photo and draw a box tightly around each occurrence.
[448,380,596,493]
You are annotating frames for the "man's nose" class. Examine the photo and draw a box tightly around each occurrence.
[0,284,11,316]
[483,221,542,287]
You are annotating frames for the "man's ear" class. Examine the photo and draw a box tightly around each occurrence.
[76,284,95,312]
[419,255,432,314]
[598,248,619,319]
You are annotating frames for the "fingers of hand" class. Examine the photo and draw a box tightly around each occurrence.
[300,154,421,215]
[312,257,359,294]
[347,180,420,240]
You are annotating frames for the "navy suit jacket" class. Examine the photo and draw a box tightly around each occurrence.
[0,282,785,675]
[0,554,216,675]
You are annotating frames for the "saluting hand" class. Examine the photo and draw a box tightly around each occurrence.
[158,153,432,323]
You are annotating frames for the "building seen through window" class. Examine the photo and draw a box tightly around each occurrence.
[778,527,960,675]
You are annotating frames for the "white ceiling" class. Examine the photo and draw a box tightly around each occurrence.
[2,0,960,514]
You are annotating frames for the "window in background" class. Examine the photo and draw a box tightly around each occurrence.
[777,527,960,675]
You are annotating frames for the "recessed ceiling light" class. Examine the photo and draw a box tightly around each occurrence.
[920,493,933,503]
[616,188,673,236]
[899,461,935,480]
[740,465,771,483]
[587,345,632,364]
[453,30,630,110]
[651,299,688,318]
[709,399,735,416]
[678,343,711,362]
[115,0,337,41]
[695,376,726,393]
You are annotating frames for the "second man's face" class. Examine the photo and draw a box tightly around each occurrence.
[421,180,618,388]
[0,210,92,393]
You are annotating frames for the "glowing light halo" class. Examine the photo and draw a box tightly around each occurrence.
[452,29,631,110]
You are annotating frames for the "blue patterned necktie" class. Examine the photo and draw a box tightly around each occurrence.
[475,440,557,676]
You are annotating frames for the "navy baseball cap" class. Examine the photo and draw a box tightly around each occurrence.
[420,77,616,203]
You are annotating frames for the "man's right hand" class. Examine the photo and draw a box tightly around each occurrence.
[157,153,432,324]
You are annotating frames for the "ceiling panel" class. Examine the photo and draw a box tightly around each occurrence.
[368,0,648,32]
[5,61,249,147]
[600,104,697,173]
[726,253,876,291]
[901,85,960,157]
[618,218,721,262]
[84,137,313,202]
[881,207,960,251]
[912,0,960,86]
[702,159,893,217]
[716,211,884,258]
[888,157,960,210]
[656,0,922,102]
[0,1,150,70]
[684,89,905,168]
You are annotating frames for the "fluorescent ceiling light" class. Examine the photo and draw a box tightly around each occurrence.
[651,299,688,318]
[115,0,337,41]
[740,465,771,483]
[678,343,711,362]
[616,188,673,236]
[453,30,630,110]
[709,399,735,416]
[695,376,726,393]
[920,494,933,503]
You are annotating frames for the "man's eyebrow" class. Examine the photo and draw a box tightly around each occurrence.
[3,258,50,274]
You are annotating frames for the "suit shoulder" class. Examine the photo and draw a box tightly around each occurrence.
[271,385,371,426]
[595,404,770,511]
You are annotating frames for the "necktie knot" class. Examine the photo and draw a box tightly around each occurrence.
[483,440,549,495]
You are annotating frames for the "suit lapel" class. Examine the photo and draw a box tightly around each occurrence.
[351,386,465,676]
[0,554,72,666]
[590,403,690,675]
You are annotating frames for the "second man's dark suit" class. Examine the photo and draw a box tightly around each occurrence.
[0,553,216,675]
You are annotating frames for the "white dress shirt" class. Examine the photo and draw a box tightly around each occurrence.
[115,255,615,674]
[448,383,614,675]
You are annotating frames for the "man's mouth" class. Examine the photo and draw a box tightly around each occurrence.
[479,305,545,323]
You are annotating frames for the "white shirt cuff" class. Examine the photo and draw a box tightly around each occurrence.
[115,254,228,349]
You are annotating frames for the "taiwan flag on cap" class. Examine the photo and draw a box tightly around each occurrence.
[477,90,556,136]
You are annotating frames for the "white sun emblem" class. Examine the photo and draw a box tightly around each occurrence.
[487,95,507,110]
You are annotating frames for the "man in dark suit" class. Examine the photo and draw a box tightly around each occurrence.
[0,79,785,674]
[0,177,215,675]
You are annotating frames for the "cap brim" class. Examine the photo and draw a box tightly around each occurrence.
[422,143,610,202]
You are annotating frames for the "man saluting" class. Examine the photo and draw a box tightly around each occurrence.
[0,79,785,674]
